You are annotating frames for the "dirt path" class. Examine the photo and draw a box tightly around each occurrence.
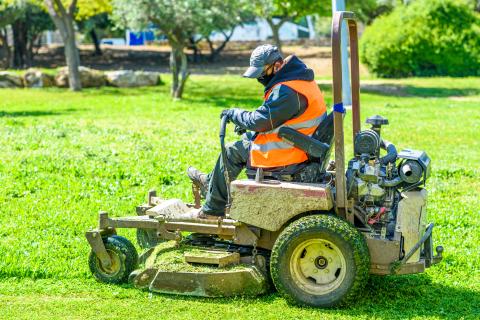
[32,43,369,78]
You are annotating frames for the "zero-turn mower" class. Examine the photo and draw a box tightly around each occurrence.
[85,11,443,307]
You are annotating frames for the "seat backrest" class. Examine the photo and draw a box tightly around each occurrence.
[246,112,335,179]
[311,112,334,171]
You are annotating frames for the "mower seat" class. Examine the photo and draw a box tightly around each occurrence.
[246,112,334,182]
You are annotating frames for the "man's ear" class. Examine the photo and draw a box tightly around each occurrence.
[273,60,285,73]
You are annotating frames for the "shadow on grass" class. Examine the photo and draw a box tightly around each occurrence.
[183,96,261,108]
[0,108,79,118]
[148,273,478,319]
[361,84,480,98]
[82,85,166,97]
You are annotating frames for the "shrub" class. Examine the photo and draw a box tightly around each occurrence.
[360,0,480,77]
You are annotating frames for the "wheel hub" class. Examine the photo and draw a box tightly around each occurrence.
[314,256,328,269]
[290,239,347,295]
[99,250,121,275]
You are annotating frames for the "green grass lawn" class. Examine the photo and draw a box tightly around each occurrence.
[0,75,479,319]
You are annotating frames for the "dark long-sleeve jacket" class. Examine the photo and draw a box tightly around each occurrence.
[230,55,315,133]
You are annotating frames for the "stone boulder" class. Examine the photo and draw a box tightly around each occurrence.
[55,66,106,88]
[134,71,161,87]
[0,72,23,88]
[105,70,160,87]
[23,69,55,88]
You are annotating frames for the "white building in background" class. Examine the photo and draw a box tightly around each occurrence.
[126,16,316,46]
[41,16,316,47]
[207,17,316,42]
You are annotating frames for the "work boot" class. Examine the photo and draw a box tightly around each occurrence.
[187,166,208,198]
[198,209,222,220]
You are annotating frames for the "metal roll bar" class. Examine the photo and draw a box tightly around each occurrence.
[331,11,361,221]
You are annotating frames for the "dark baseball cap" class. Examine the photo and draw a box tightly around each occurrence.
[243,44,283,78]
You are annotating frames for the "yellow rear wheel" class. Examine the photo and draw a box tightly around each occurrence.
[270,215,370,307]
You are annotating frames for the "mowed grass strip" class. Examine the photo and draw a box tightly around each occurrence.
[0,75,479,319]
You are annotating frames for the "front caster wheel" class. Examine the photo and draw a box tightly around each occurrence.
[88,235,138,284]
[270,215,370,307]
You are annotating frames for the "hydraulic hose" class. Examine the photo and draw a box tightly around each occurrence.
[220,115,231,208]
[380,176,402,187]
[380,140,397,165]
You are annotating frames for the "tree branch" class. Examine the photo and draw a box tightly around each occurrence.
[52,0,67,18]
[68,0,78,15]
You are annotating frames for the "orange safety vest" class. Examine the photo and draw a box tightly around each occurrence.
[250,80,327,168]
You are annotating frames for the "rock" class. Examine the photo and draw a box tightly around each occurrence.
[0,72,23,88]
[55,66,106,88]
[105,70,135,87]
[23,69,54,88]
[105,70,160,87]
[133,71,160,87]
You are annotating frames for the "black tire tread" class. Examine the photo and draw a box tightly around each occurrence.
[88,235,138,284]
[270,214,370,307]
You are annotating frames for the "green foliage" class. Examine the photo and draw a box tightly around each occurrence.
[76,0,112,20]
[112,0,251,46]
[0,76,479,318]
[360,0,480,77]
[253,0,329,20]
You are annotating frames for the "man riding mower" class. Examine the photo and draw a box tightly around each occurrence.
[85,12,443,308]
[188,43,329,219]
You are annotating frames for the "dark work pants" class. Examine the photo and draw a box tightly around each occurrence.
[202,137,251,215]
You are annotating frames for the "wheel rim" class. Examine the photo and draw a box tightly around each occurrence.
[290,239,347,295]
[97,249,122,277]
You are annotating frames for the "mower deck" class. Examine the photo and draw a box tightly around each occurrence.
[129,240,269,297]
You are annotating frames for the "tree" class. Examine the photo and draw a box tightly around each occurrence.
[352,0,397,24]
[0,1,20,68]
[76,0,112,56]
[112,0,250,99]
[253,0,328,55]
[11,3,54,68]
[0,1,54,69]
[198,2,254,62]
[44,0,81,91]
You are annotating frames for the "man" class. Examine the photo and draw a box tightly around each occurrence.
[188,44,327,219]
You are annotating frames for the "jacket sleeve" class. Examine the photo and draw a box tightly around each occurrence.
[229,84,307,132]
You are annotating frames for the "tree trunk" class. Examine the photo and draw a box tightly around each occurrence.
[90,28,102,56]
[175,49,189,99]
[266,18,284,56]
[12,20,28,69]
[45,0,81,91]
[169,44,189,99]
[207,30,233,62]
[170,46,179,97]
[0,29,11,69]
[64,27,81,91]
[189,36,200,63]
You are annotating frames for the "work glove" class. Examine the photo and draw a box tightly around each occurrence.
[234,125,247,136]
[220,109,234,122]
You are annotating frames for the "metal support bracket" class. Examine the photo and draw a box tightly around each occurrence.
[401,223,434,264]
[85,230,111,269]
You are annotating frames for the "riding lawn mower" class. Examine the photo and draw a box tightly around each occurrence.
[85,12,443,307]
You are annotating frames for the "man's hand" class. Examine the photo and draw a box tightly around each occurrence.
[234,125,247,136]
[220,109,234,122]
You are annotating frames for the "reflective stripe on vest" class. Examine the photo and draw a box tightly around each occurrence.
[250,80,327,168]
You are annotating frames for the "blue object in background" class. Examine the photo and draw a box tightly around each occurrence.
[144,31,155,42]
[128,32,145,46]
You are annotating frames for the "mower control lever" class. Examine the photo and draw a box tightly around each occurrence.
[220,115,232,208]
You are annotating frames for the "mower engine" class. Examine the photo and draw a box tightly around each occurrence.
[346,115,430,240]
